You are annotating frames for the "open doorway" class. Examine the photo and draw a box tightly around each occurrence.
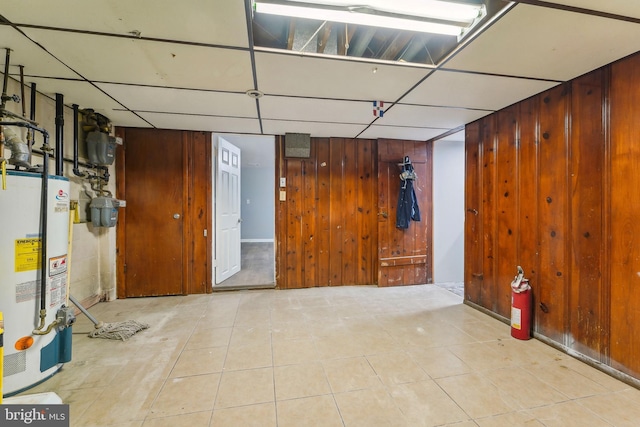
[213,133,276,290]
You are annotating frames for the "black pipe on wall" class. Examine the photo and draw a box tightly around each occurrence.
[30,82,36,121]
[72,104,85,177]
[39,147,50,313]
[55,93,64,176]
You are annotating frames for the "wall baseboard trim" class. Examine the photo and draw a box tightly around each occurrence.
[70,293,103,316]
[464,299,640,390]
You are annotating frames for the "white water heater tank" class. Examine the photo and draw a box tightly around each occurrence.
[0,171,72,396]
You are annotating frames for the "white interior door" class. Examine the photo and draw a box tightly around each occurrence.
[215,136,241,284]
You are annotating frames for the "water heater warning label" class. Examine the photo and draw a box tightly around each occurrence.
[15,238,41,272]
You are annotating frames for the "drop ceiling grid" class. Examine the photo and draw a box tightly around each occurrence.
[262,119,367,138]
[25,78,124,112]
[358,125,447,141]
[19,27,254,91]
[102,110,151,128]
[543,0,640,19]
[96,83,258,118]
[254,51,432,102]
[137,112,261,134]
[380,104,491,129]
[402,70,560,111]
[0,0,250,48]
[445,3,640,81]
[259,96,375,125]
[0,26,78,79]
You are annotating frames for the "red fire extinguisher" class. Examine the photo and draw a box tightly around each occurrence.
[510,266,531,340]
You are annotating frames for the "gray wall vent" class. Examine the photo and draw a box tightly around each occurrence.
[284,133,311,158]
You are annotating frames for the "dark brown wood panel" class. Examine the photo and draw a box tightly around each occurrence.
[481,116,497,311]
[569,70,606,361]
[610,53,640,378]
[464,121,483,304]
[356,140,376,284]
[328,138,345,286]
[186,131,211,294]
[302,155,318,287]
[495,106,519,318]
[517,96,540,327]
[316,138,331,286]
[537,84,570,343]
[342,139,358,285]
[285,158,305,288]
[276,137,378,289]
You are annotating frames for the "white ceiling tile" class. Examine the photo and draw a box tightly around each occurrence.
[107,110,152,128]
[358,125,446,141]
[404,70,560,111]
[255,51,432,101]
[260,96,374,124]
[2,0,249,48]
[381,104,490,129]
[138,112,262,134]
[0,26,78,79]
[21,28,254,91]
[25,78,124,111]
[446,4,640,81]
[96,84,258,118]
[437,130,465,142]
[543,1,640,19]
[262,119,367,138]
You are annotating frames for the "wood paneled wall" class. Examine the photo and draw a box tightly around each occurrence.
[275,136,378,289]
[465,51,640,381]
[275,137,433,289]
[377,140,433,286]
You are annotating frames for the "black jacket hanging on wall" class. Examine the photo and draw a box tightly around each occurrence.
[396,156,421,229]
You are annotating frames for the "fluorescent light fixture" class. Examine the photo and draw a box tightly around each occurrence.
[253,1,486,37]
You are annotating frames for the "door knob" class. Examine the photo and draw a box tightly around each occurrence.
[173,213,181,219]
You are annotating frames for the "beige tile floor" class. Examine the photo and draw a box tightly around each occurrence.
[20,284,640,426]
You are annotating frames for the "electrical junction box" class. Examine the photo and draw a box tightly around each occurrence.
[86,131,117,165]
[89,196,119,227]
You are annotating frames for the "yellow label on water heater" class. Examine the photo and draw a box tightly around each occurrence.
[15,238,42,272]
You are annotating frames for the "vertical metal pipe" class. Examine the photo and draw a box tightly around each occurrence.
[19,65,26,117]
[72,104,84,177]
[28,82,37,159]
[55,93,64,176]
[1,48,10,111]
[39,145,49,313]
[29,82,36,121]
